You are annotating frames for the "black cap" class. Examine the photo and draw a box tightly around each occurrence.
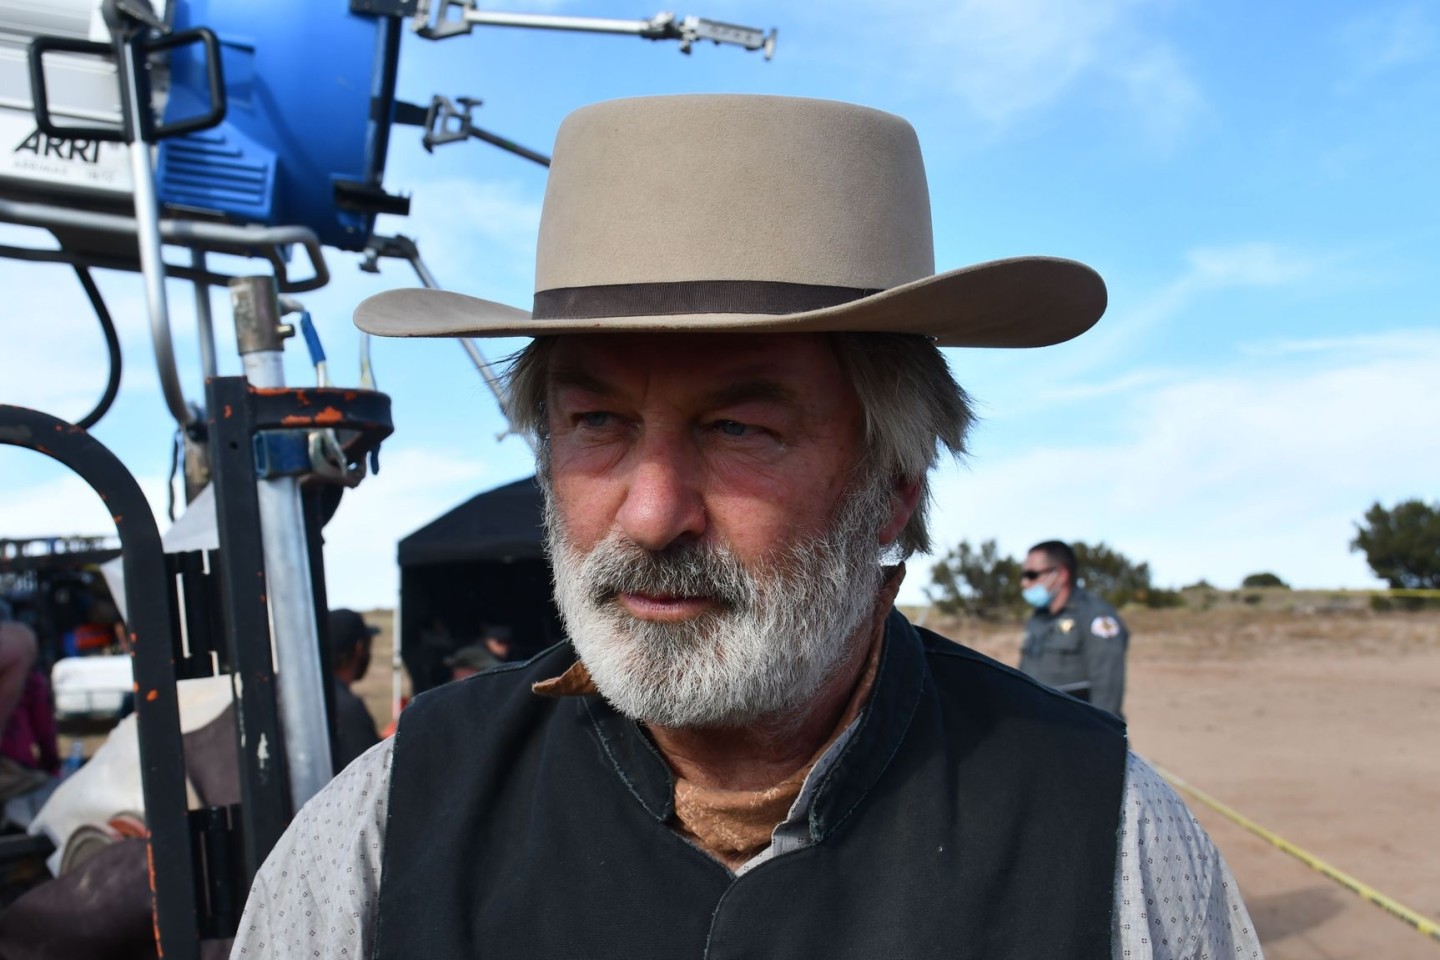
[328,609,379,653]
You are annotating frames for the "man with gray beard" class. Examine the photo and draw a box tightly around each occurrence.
[548,456,891,732]
[232,95,1261,960]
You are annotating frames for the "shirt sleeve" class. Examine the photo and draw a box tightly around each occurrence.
[1083,610,1128,716]
[1112,752,1263,960]
[230,737,393,959]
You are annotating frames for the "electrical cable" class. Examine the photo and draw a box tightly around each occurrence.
[72,266,122,430]
[296,312,328,386]
[166,426,182,522]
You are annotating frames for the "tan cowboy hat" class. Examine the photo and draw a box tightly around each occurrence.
[355,95,1105,347]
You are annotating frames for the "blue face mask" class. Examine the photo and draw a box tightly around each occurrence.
[1023,584,1053,608]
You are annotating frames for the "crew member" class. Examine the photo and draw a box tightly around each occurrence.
[327,608,380,769]
[445,625,514,681]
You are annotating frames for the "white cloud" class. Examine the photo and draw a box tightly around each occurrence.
[0,468,169,539]
[1034,367,1177,403]
[872,0,1206,145]
[0,420,517,616]
[925,0,1126,123]
[1239,328,1431,358]
[1181,242,1320,288]
[907,329,1440,601]
[1112,43,1206,149]
[379,178,541,304]
[904,328,1434,601]
[1337,4,1436,84]
[0,237,229,424]
[1011,241,1331,399]
[319,445,499,609]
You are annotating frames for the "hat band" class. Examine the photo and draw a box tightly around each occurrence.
[532,280,882,320]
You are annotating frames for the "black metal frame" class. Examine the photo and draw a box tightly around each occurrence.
[0,405,199,959]
[203,375,394,864]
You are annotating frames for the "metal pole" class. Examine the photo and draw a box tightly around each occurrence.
[461,11,657,35]
[229,276,334,809]
[193,251,218,380]
[117,38,192,427]
[391,587,404,730]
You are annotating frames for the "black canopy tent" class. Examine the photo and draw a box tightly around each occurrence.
[397,476,563,693]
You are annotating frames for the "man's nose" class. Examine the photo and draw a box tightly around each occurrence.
[615,432,706,551]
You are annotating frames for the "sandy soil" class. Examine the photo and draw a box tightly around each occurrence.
[352,603,1440,958]
[944,606,1440,960]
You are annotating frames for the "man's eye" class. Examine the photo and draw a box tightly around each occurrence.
[715,420,750,437]
[579,412,612,428]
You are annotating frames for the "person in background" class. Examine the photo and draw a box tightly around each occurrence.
[327,608,380,769]
[0,601,38,744]
[0,663,59,779]
[1018,540,1130,717]
[444,625,514,682]
[0,602,54,801]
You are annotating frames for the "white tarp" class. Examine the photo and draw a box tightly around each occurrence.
[29,674,233,875]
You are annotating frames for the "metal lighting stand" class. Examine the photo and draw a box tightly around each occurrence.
[228,277,334,808]
[0,374,391,953]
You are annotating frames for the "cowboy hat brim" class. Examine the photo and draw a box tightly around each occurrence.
[354,255,1105,349]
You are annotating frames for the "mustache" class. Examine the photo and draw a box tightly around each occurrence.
[580,537,756,610]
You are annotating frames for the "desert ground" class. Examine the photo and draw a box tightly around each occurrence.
[352,594,1440,958]
[935,595,1440,959]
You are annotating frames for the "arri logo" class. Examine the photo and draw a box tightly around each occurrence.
[13,129,103,164]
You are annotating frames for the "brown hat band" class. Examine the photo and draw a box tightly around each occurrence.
[532,279,884,320]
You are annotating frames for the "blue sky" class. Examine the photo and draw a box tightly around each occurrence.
[2,0,1437,608]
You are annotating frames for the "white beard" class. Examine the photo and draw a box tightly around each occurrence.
[545,478,891,729]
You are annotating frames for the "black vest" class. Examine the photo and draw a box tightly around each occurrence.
[377,613,1127,959]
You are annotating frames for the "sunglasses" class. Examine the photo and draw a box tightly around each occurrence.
[1020,566,1056,582]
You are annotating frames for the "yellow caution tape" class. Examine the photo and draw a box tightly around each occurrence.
[1156,767,1440,944]
[1301,588,1440,599]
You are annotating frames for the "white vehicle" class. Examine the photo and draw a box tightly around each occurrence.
[50,653,132,720]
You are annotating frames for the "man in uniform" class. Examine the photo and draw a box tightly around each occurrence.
[1019,540,1129,717]
[231,96,1257,959]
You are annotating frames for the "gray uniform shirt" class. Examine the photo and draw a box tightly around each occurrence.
[1020,586,1129,716]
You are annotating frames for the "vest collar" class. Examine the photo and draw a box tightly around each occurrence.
[579,608,928,837]
[806,610,927,841]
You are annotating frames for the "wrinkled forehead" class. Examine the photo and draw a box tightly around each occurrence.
[545,332,859,409]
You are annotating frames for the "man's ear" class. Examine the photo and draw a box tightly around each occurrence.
[877,476,922,546]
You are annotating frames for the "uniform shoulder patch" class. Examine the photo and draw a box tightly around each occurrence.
[1090,615,1121,638]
